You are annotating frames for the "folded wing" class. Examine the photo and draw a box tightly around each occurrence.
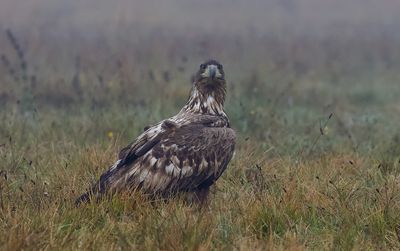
[124,124,236,195]
[75,115,235,204]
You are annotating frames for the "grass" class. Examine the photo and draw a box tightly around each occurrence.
[1,1,400,249]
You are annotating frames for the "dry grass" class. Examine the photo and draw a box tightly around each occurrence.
[1,138,399,250]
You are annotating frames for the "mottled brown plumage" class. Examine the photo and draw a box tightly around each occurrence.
[76,60,236,205]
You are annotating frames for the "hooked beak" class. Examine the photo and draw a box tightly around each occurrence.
[208,65,217,79]
[201,64,220,79]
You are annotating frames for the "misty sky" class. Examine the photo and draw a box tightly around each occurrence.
[1,0,399,38]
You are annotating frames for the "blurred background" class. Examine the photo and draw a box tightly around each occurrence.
[2,2,400,249]
[1,0,400,156]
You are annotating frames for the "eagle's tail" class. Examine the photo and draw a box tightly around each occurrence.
[75,191,91,206]
[75,181,108,206]
[75,170,113,206]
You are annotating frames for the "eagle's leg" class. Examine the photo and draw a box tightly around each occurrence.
[193,187,210,207]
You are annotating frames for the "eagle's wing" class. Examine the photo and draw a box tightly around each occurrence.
[117,114,229,169]
[121,124,236,195]
[75,115,234,204]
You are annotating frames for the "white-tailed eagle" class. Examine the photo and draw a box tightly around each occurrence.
[76,60,236,205]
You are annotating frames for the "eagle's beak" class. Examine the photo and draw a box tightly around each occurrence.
[208,65,217,79]
[201,64,222,80]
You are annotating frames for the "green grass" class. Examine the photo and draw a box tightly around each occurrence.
[1,2,400,249]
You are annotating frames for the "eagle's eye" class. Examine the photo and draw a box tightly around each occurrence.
[200,64,207,70]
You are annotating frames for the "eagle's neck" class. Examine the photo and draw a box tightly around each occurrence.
[181,86,226,116]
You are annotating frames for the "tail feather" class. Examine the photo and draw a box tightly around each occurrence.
[75,191,91,206]
[75,180,107,206]
[75,184,105,206]
[75,168,114,206]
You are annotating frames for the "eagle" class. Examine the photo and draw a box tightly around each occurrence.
[75,60,236,205]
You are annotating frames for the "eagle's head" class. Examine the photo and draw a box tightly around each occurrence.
[183,60,227,116]
[193,59,225,91]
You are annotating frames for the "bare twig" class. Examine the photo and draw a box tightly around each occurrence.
[298,113,334,159]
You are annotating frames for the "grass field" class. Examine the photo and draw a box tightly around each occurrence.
[1,1,400,250]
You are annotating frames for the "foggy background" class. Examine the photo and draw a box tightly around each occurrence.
[2,0,400,73]
[1,0,400,153]
[1,0,400,36]
[1,0,399,77]
[2,2,400,249]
